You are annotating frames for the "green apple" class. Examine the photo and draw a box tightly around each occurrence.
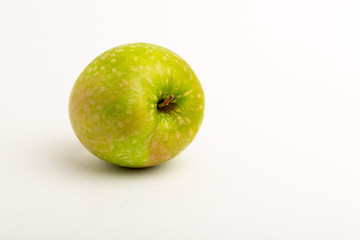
[69,43,205,168]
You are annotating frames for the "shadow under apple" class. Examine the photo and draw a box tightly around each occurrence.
[47,138,172,178]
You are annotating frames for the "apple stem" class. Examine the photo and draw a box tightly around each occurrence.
[158,94,175,108]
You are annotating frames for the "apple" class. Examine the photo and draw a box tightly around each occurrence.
[69,43,205,168]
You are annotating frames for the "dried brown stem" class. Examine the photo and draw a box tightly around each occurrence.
[158,94,175,108]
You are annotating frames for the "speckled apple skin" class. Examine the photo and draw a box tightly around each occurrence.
[69,43,205,168]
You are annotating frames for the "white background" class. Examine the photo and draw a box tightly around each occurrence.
[1,0,360,239]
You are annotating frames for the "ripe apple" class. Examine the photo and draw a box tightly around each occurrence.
[69,43,205,168]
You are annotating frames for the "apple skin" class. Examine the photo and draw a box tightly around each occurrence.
[69,43,205,168]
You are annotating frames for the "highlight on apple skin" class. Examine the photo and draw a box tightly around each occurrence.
[69,43,205,168]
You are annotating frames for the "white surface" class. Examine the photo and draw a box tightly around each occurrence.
[1,0,360,239]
